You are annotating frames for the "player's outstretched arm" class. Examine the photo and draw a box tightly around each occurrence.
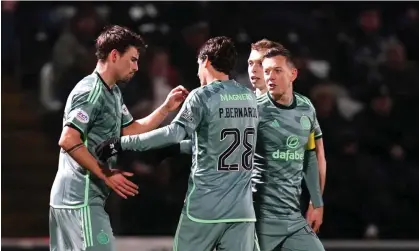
[97,89,204,160]
[95,123,188,160]
[122,123,187,151]
[122,86,189,135]
[59,127,139,199]
[121,88,204,151]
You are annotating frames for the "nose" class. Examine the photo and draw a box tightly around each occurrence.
[251,64,259,74]
[267,71,274,81]
[133,63,139,72]
[250,65,256,74]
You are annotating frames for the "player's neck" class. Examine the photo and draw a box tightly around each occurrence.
[206,72,229,85]
[95,62,117,87]
[272,89,294,106]
[256,88,267,97]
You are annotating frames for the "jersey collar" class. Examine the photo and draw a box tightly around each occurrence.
[95,72,113,93]
[268,92,297,110]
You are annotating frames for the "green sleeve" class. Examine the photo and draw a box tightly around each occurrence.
[64,90,100,137]
[179,139,193,154]
[172,89,205,137]
[120,123,187,151]
[312,110,322,139]
[303,150,323,208]
[121,102,134,128]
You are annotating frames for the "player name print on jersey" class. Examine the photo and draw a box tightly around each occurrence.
[218,107,258,119]
[175,80,258,223]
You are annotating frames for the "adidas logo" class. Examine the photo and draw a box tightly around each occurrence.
[271,120,280,127]
[109,143,117,155]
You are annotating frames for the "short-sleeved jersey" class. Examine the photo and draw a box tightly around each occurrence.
[253,92,322,218]
[50,72,134,208]
[173,80,259,223]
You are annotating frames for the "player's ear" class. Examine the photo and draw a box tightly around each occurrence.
[203,56,210,68]
[290,67,298,82]
[110,49,119,63]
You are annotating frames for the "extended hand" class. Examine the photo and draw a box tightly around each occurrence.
[103,169,139,199]
[163,85,189,112]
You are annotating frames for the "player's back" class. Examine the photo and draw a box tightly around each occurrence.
[182,80,259,223]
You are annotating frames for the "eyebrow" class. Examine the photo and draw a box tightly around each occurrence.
[248,59,262,63]
[264,66,283,70]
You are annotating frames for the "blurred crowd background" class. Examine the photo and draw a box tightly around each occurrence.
[2,1,419,240]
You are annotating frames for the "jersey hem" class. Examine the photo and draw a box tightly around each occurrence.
[256,212,303,220]
[49,204,88,209]
[186,213,256,224]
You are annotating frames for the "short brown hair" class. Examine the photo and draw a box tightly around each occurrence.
[251,39,283,51]
[95,25,147,60]
[263,47,294,67]
[198,36,237,75]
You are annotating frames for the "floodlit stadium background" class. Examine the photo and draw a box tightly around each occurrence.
[2,1,419,250]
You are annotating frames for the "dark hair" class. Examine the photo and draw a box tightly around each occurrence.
[251,39,283,51]
[198,36,237,75]
[263,47,294,67]
[95,25,147,60]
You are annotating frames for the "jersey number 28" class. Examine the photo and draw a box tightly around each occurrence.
[218,128,255,171]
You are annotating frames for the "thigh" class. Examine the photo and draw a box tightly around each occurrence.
[217,222,255,251]
[49,207,85,251]
[86,205,116,251]
[280,226,324,251]
[256,220,287,251]
[173,214,220,251]
[256,232,286,251]
[49,207,63,251]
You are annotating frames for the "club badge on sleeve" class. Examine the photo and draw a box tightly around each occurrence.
[122,104,129,115]
[76,109,89,123]
[180,108,194,123]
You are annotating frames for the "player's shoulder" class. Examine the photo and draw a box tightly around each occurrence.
[187,86,205,100]
[191,80,256,103]
[71,73,103,104]
[73,73,99,92]
[193,80,226,99]
[294,92,315,113]
[256,93,270,106]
